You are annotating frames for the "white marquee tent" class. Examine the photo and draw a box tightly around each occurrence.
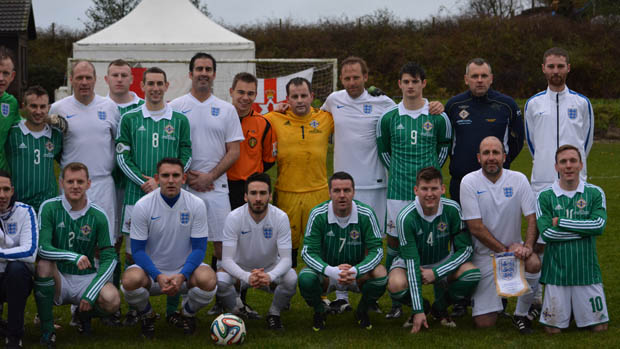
[68,0,255,101]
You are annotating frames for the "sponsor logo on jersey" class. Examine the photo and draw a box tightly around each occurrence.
[18,143,27,149]
[241,230,249,235]
[336,105,345,109]
[422,121,433,132]
[7,223,16,235]
[66,114,77,119]
[485,118,496,123]
[567,108,577,120]
[576,198,587,209]
[363,104,372,114]
[396,124,405,130]
[263,226,273,239]
[182,109,192,114]
[535,111,545,117]
[1,103,9,117]
[164,124,175,135]
[458,109,469,119]
[349,230,360,240]
[417,229,423,236]
[180,211,190,225]
[503,187,513,198]
[80,224,91,236]
[555,204,563,210]
[211,107,220,117]
[137,125,146,131]
[499,257,516,279]
[476,190,486,195]
[284,120,291,126]
[45,141,55,152]
[248,137,257,148]
[437,221,447,232]
[150,216,161,221]
[98,111,107,120]
[326,230,335,237]
[57,222,65,228]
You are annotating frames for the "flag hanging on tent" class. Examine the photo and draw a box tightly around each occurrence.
[130,67,147,98]
[253,68,314,114]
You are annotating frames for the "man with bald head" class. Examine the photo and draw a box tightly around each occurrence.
[459,136,540,333]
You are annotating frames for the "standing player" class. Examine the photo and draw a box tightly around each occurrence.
[445,58,524,204]
[299,172,386,331]
[377,62,452,242]
[0,170,39,348]
[105,59,144,115]
[387,167,480,332]
[459,137,540,333]
[116,67,192,324]
[217,172,297,330]
[536,145,608,333]
[6,86,62,211]
[264,77,334,268]
[121,158,217,338]
[35,162,120,347]
[49,60,120,244]
[0,47,22,172]
[169,53,243,290]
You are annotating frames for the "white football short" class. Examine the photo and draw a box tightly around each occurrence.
[187,189,230,242]
[386,199,412,238]
[55,273,97,306]
[354,188,387,235]
[126,263,209,296]
[540,283,609,329]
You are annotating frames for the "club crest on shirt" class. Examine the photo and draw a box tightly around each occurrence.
[576,198,587,209]
[165,124,175,135]
[80,224,91,236]
[349,230,360,240]
[422,121,433,132]
[7,223,16,235]
[45,141,55,152]
[98,111,106,120]
[180,211,190,225]
[263,226,273,239]
[458,109,469,119]
[1,103,9,117]
[503,187,513,198]
[363,104,372,114]
[211,107,220,117]
[567,108,577,120]
[248,137,257,148]
[499,258,516,278]
[437,221,447,232]
[309,119,321,133]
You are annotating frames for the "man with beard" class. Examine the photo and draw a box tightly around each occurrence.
[459,137,540,333]
[216,172,296,330]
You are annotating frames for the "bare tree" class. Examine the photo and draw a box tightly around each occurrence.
[463,0,529,18]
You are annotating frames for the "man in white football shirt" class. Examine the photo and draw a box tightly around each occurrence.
[217,172,296,330]
[49,60,120,243]
[459,136,541,333]
[121,158,216,338]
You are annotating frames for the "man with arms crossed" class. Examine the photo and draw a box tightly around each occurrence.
[299,172,386,331]
[121,158,217,338]
[459,136,540,333]
[387,167,480,332]
[265,77,333,269]
[0,170,38,348]
[170,53,243,293]
[35,163,120,347]
[536,145,608,333]
[217,172,296,330]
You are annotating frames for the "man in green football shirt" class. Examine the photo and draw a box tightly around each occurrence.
[386,167,480,333]
[35,162,120,347]
[299,171,386,331]
[537,144,608,333]
[6,86,62,211]
[0,47,22,172]
[376,62,452,239]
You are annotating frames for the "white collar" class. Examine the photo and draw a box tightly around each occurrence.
[61,194,92,220]
[141,103,172,121]
[546,86,569,99]
[552,179,584,198]
[414,196,443,223]
[107,91,142,108]
[398,99,429,119]
[327,200,358,227]
[18,120,52,139]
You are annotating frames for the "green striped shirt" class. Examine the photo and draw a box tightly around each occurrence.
[302,200,383,277]
[6,122,62,211]
[38,196,117,304]
[537,181,607,286]
[115,105,192,205]
[397,197,474,312]
[377,102,452,200]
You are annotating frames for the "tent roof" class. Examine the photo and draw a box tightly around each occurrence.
[75,0,253,48]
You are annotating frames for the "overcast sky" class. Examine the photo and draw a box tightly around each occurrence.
[32,0,461,29]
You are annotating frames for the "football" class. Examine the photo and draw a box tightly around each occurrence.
[210,313,246,345]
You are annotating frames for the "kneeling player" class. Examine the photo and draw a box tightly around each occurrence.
[537,145,608,333]
[35,163,120,347]
[121,158,216,338]
[299,171,386,331]
[216,172,297,330]
[387,167,480,333]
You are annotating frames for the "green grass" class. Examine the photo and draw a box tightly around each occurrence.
[18,141,620,348]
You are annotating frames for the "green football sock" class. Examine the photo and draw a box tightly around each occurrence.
[448,269,481,303]
[166,294,181,316]
[358,276,387,313]
[34,277,56,334]
[389,288,411,307]
[298,269,325,313]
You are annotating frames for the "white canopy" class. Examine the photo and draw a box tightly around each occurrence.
[70,0,255,100]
